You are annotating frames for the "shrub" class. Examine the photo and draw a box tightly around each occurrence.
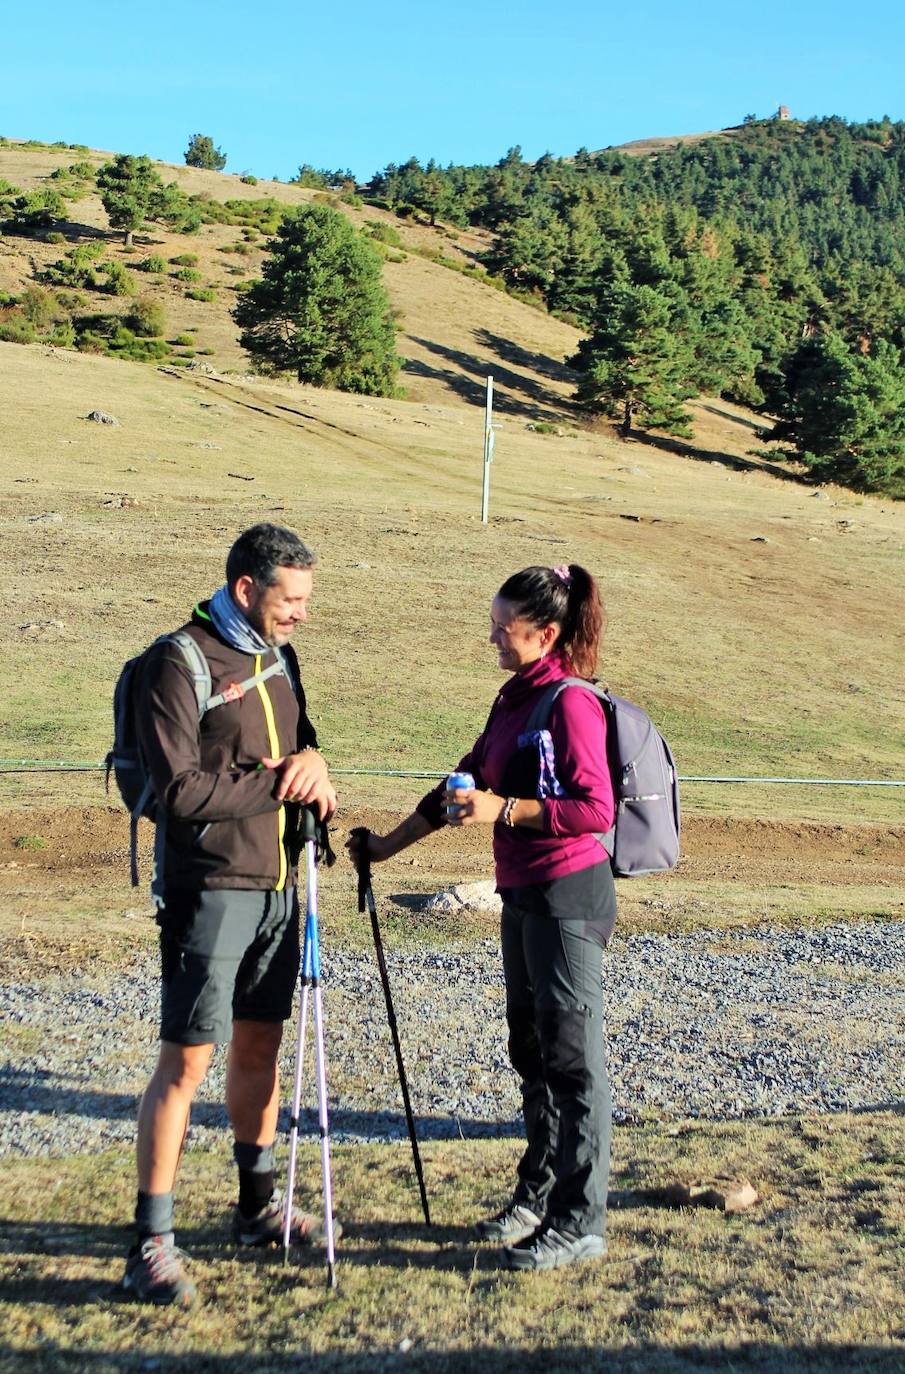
[4,187,67,232]
[0,286,75,346]
[49,320,76,347]
[45,231,65,244]
[187,286,216,301]
[174,333,195,346]
[126,297,166,337]
[99,260,138,296]
[241,228,258,241]
[365,220,404,247]
[20,286,58,328]
[173,266,202,282]
[170,253,199,266]
[188,196,284,234]
[138,254,166,272]
[240,174,258,185]
[0,311,37,344]
[198,347,215,355]
[107,326,170,361]
[41,243,105,289]
[73,312,171,362]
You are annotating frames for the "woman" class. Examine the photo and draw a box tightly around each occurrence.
[350,564,615,1271]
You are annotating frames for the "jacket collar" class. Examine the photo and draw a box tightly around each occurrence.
[497,649,571,708]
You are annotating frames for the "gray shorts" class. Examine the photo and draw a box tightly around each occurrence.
[156,887,300,1045]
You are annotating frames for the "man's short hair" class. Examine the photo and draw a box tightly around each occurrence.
[226,523,315,588]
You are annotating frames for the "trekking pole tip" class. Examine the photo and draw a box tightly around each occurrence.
[326,1260,337,1290]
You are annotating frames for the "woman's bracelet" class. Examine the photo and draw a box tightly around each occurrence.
[501,796,518,828]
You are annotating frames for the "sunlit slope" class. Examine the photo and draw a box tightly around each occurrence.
[2,341,903,813]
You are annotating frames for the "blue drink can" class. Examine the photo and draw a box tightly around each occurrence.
[446,771,475,818]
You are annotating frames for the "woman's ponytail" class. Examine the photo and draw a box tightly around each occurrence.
[497,563,605,679]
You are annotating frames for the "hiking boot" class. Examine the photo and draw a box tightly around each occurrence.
[232,1189,341,1248]
[122,1233,197,1307]
[475,1201,542,1244]
[503,1225,606,1272]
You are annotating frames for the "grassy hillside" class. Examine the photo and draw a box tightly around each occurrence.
[0,142,576,414]
[1,338,903,822]
[1,140,904,822]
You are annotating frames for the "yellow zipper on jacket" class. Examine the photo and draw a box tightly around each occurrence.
[254,653,287,892]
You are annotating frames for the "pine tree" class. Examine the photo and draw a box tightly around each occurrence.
[233,203,399,395]
[184,134,227,171]
[96,155,198,246]
[571,283,695,436]
[773,333,905,494]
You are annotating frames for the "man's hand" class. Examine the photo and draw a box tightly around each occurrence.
[261,750,337,819]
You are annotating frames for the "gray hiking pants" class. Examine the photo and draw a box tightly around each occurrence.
[500,861,615,1237]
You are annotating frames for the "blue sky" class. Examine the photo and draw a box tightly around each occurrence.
[4,1,905,180]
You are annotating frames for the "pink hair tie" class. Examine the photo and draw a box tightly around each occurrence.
[553,564,572,585]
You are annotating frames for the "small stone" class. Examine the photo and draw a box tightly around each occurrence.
[27,512,63,524]
[398,1339,414,1353]
[85,410,119,425]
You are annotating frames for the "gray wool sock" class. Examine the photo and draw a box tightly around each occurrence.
[135,1190,175,1241]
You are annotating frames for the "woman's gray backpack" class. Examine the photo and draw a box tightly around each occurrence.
[524,678,680,878]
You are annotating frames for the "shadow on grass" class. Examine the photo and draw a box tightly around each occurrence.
[0,1340,903,1373]
[473,330,577,386]
[697,401,773,435]
[404,337,569,420]
[630,427,804,483]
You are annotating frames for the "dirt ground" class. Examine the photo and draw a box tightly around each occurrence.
[2,805,903,889]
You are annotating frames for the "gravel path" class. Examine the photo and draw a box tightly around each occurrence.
[1,922,903,1158]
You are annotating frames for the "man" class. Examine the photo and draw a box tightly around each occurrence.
[122,523,338,1307]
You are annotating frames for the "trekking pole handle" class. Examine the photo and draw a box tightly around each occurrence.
[300,805,337,867]
[350,826,372,913]
[301,804,320,844]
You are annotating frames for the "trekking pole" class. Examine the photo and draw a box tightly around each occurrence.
[283,806,338,1289]
[350,827,431,1226]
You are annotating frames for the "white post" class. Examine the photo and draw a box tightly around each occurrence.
[481,375,494,524]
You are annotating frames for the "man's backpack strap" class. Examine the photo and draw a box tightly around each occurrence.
[166,630,214,717]
[205,658,284,709]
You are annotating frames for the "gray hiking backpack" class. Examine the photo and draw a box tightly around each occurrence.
[106,630,285,888]
[524,677,680,878]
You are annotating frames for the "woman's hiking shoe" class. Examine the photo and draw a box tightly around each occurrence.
[503,1225,606,1271]
[475,1202,542,1244]
[122,1233,197,1307]
[232,1189,341,1248]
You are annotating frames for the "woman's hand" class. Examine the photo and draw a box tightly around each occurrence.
[446,787,505,827]
[346,812,433,866]
[346,828,393,869]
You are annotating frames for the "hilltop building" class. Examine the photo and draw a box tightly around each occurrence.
[775,105,792,120]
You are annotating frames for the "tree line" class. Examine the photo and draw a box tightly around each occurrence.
[4,119,905,494]
[364,118,905,494]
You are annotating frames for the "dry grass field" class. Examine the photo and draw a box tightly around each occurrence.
[0,139,903,1369]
